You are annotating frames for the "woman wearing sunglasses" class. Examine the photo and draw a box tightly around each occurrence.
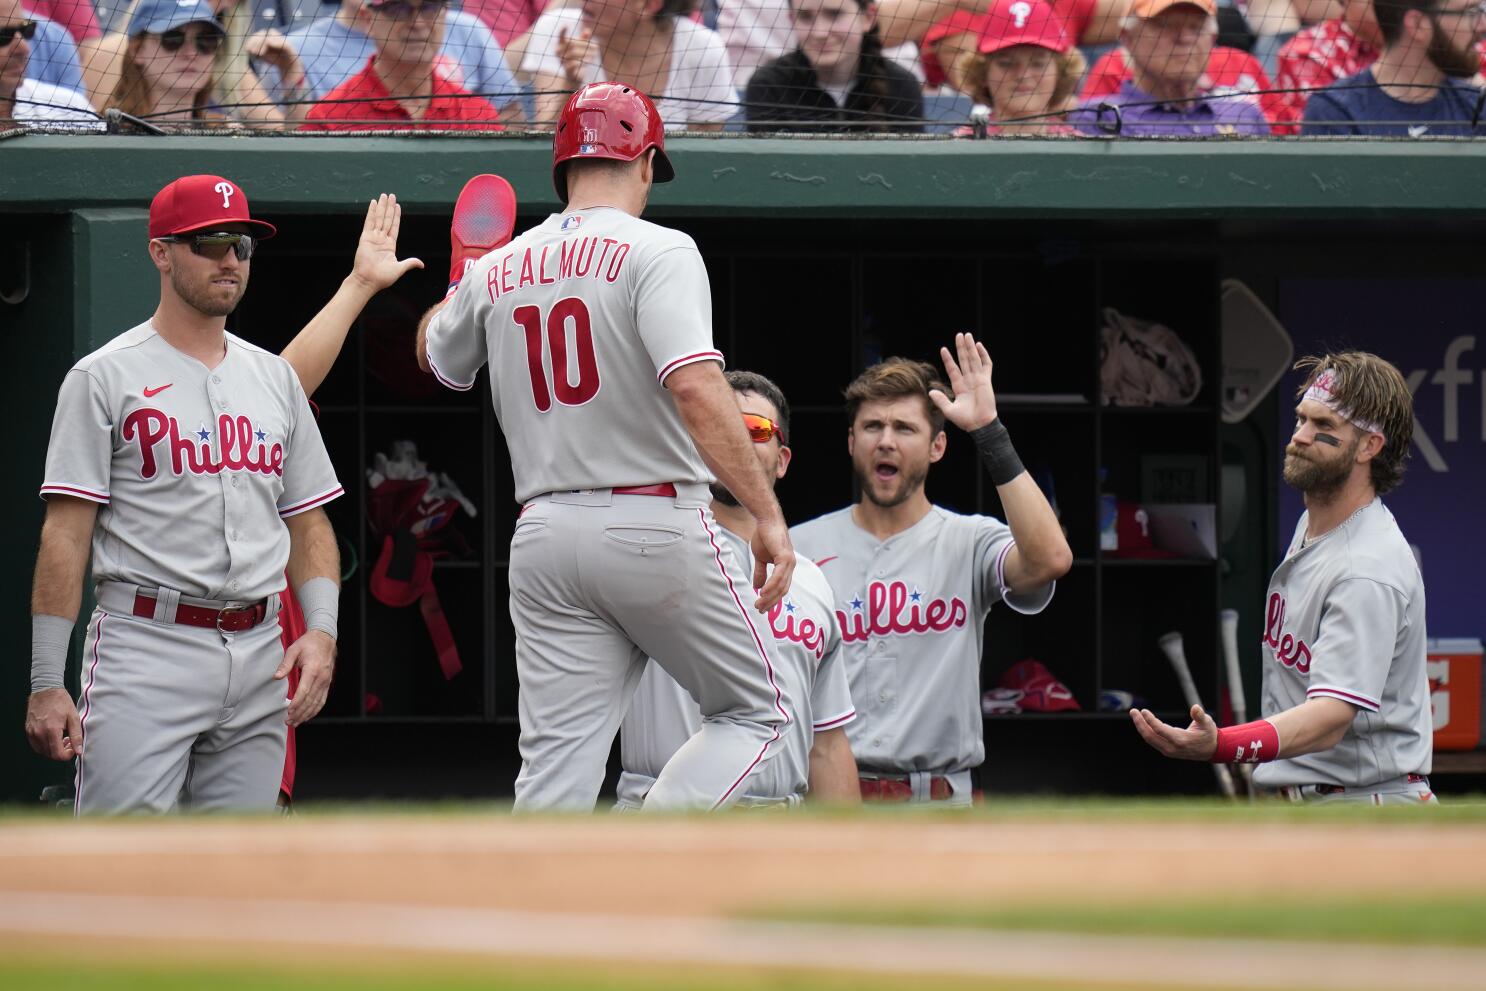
[91,0,287,125]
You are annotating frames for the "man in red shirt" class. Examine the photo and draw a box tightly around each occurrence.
[1079,20,1302,132]
[1274,0,1382,120]
[301,0,503,131]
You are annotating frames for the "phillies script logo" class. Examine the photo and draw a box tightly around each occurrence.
[839,580,968,644]
[1263,592,1312,674]
[768,600,827,659]
[122,408,283,479]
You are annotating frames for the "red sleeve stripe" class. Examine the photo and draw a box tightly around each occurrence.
[39,484,110,504]
[279,485,344,518]
[657,350,724,383]
[428,357,476,392]
[812,709,856,731]
[1306,686,1381,711]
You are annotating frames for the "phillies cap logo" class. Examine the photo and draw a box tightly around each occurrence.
[214,181,235,210]
[1009,1,1032,26]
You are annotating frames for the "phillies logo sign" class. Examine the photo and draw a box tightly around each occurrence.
[1009,1,1032,27]
[768,600,827,659]
[214,181,235,210]
[122,407,283,479]
[1263,592,1312,674]
[839,580,968,643]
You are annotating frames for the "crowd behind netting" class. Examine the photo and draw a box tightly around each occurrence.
[3,0,1485,136]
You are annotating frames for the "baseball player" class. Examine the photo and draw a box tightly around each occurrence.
[617,371,860,809]
[789,335,1073,805]
[1132,351,1435,805]
[24,174,344,814]
[274,192,431,808]
[415,82,796,812]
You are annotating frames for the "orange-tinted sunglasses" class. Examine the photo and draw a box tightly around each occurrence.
[743,413,784,444]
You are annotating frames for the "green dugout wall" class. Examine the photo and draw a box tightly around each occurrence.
[3,135,1484,804]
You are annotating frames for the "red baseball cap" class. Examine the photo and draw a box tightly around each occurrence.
[148,174,277,240]
[920,11,988,89]
[977,0,1072,56]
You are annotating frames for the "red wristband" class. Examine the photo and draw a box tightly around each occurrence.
[1213,719,1280,764]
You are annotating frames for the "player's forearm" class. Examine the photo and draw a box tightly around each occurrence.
[1265,697,1356,759]
[807,728,862,805]
[415,298,449,372]
[31,500,98,621]
[669,364,785,526]
[285,508,340,589]
[281,275,378,397]
[996,473,1073,590]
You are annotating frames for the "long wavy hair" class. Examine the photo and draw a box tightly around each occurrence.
[106,23,225,120]
[956,46,1086,119]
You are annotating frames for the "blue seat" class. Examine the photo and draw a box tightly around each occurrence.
[922,92,973,135]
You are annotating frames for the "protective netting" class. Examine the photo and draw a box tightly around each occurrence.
[4,0,1485,136]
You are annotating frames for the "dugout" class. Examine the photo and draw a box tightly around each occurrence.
[3,134,1485,804]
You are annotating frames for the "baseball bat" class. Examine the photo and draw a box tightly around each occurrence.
[1158,631,1238,800]
[1220,609,1256,797]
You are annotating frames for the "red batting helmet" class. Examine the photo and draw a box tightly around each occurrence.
[552,82,674,202]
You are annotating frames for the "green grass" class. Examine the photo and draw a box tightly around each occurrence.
[755,894,1486,947]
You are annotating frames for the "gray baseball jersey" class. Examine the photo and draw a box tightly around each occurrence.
[616,532,856,807]
[39,322,341,814]
[40,324,343,600]
[425,206,718,503]
[789,506,1054,775]
[1252,498,1432,789]
[425,206,793,812]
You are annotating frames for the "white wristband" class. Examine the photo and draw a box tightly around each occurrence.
[31,614,75,693]
[295,576,340,641]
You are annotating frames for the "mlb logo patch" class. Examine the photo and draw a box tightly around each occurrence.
[561,215,583,232]
[579,144,597,155]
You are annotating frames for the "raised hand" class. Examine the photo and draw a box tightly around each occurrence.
[929,332,999,433]
[351,194,424,294]
[1130,704,1219,761]
[556,25,597,87]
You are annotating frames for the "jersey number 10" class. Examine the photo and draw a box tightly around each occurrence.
[515,298,600,412]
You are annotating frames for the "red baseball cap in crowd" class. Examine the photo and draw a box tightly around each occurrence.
[920,11,988,89]
[977,0,1072,56]
[1130,0,1217,16]
[148,174,278,240]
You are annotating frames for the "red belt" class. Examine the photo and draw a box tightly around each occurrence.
[1309,773,1429,796]
[859,776,954,802]
[613,483,677,497]
[133,593,268,632]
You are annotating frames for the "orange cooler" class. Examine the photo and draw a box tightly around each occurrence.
[1428,638,1482,751]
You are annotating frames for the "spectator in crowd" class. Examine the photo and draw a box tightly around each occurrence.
[745,0,923,131]
[19,7,84,93]
[301,0,506,129]
[461,0,545,48]
[955,0,1082,133]
[1,0,98,125]
[100,0,239,123]
[84,0,289,125]
[1302,0,1484,134]
[1275,0,1382,119]
[524,0,736,129]
[1069,0,1272,134]
[251,0,525,123]
[1080,0,1300,129]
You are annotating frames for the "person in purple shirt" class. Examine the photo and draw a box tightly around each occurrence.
[1069,0,1271,137]
[1302,0,1486,137]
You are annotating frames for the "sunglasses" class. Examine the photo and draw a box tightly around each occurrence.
[160,231,257,262]
[157,26,224,55]
[368,0,448,19]
[743,413,785,444]
[0,20,37,47]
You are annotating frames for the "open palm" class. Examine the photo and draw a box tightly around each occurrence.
[930,332,1000,432]
[352,193,423,292]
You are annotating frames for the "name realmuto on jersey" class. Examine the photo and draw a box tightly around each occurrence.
[839,580,968,643]
[486,237,632,302]
[1263,591,1312,673]
[123,407,283,479]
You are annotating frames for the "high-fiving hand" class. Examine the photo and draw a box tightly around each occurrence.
[930,332,1000,432]
[350,194,424,294]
